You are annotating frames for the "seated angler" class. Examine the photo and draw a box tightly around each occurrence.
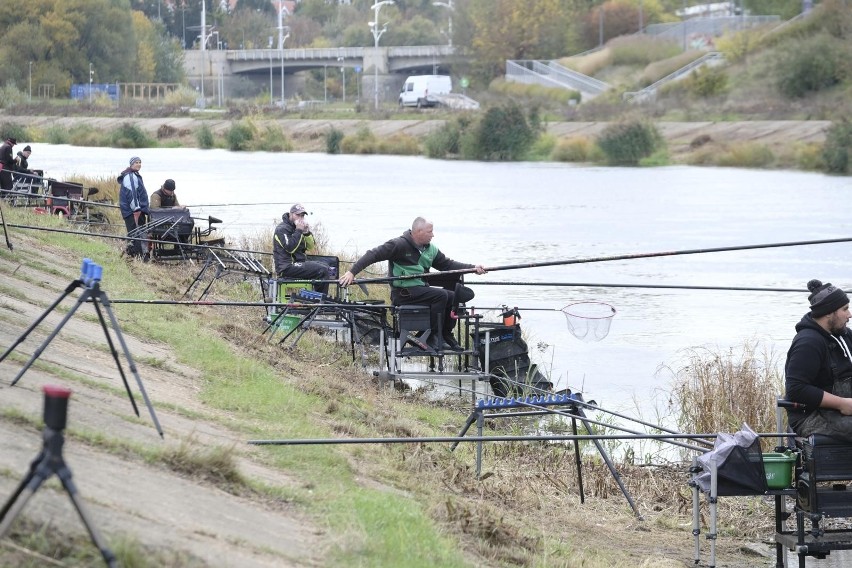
[273,203,330,295]
[149,179,186,210]
[338,216,487,352]
[785,279,852,439]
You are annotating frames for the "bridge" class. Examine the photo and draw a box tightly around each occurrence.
[184,45,456,104]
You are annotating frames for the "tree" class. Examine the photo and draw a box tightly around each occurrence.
[464,0,577,78]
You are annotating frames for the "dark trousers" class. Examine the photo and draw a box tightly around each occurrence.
[0,169,12,192]
[123,213,149,256]
[391,285,456,338]
[278,261,330,294]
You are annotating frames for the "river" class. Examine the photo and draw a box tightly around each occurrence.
[32,145,852,424]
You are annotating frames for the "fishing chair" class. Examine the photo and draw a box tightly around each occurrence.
[393,305,435,356]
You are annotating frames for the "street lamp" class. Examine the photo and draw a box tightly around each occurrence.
[369,1,394,111]
[28,61,32,102]
[323,65,327,103]
[337,56,346,102]
[432,0,453,47]
[88,62,93,102]
[278,3,290,108]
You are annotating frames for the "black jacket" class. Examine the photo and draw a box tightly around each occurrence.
[0,142,14,170]
[785,313,852,427]
[349,230,472,288]
[14,151,28,172]
[272,215,315,273]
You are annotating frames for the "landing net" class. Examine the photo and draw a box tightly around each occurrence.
[562,301,616,342]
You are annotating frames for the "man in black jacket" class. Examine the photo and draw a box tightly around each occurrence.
[785,279,852,439]
[272,203,330,294]
[0,137,17,192]
[339,216,486,352]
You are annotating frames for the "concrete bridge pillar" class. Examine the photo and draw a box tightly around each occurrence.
[361,47,396,106]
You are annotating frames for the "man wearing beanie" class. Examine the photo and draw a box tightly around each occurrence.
[117,156,150,259]
[150,179,184,209]
[785,279,852,438]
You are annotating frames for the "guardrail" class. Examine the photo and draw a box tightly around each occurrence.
[226,45,454,62]
[623,51,724,103]
[506,60,610,97]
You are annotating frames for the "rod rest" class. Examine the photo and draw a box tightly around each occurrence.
[476,393,581,411]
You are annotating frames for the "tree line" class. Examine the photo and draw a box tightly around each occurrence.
[0,0,811,97]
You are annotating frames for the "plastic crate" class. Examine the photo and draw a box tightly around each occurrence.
[763,452,796,489]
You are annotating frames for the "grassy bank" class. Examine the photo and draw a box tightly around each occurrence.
[0,204,789,567]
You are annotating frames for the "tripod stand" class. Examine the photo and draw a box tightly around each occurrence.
[0,259,163,437]
[0,385,117,567]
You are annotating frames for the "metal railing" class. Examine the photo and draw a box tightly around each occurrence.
[623,51,724,103]
[226,45,454,62]
[505,60,610,97]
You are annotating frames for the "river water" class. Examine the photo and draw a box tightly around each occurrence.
[32,145,852,423]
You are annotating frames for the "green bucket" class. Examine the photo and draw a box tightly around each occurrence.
[763,452,796,489]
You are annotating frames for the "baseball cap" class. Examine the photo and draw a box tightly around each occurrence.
[290,203,309,215]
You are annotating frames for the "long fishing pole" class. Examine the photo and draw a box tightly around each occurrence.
[248,431,785,446]
[343,235,852,286]
[5,222,270,256]
[187,201,360,208]
[472,281,807,293]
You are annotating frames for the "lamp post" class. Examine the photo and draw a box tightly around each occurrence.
[88,62,93,102]
[337,56,346,102]
[369,1,394,111]
[28,61,32,101]
[432,0,453,47]
[278,3,290,108]
[323,65,327,103]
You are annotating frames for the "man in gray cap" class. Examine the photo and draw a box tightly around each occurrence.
[272,203,330,294]
[785,279,852,438]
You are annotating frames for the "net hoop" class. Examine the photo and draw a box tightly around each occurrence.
[561,301,616,342]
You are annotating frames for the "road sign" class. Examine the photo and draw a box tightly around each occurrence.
[460,77,469,89]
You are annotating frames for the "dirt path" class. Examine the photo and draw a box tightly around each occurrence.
[0,235,323,566]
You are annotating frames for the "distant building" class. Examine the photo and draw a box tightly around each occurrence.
[676,2,738,19]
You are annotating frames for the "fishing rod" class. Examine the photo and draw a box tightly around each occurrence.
[5,222,270,256]
[0,187,121,210]
[187,201,361,208]
[95,298,395,309]
[343,235,852,286]
[248,431,787,446]
[472,281,806,293]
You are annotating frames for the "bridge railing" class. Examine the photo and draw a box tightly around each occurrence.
[226,45,454,62]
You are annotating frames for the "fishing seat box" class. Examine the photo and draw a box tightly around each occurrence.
[797,434,852,516]
[149,208,194,242]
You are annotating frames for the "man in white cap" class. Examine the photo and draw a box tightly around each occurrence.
[272,203,330,294]
[785,279,852,438]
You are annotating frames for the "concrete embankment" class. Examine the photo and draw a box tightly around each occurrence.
[3,115,832,155]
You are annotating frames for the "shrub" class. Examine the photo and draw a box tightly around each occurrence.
[67,124,105,147]
[776,33,848,99]
[550,137,598,163]
[0,122,30,144]
[340,125,377,154]
[686,67,729,98]
[596,120,664,166]
[0,84,27,109]
[325,127,344,154]
[377,134,420,155]
[110,123,152,148]
[526,133,557,161]
[255,125,292,152]
[424,121,461,159]
[225,120,255,151]
[822,119,852,174]
[464,102,534,161]
[557,48,613,77]
[196,123,215,149]
[716,143,775,168]
[45,125,69,145]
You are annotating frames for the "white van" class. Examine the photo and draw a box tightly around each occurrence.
[398,75,452,108]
